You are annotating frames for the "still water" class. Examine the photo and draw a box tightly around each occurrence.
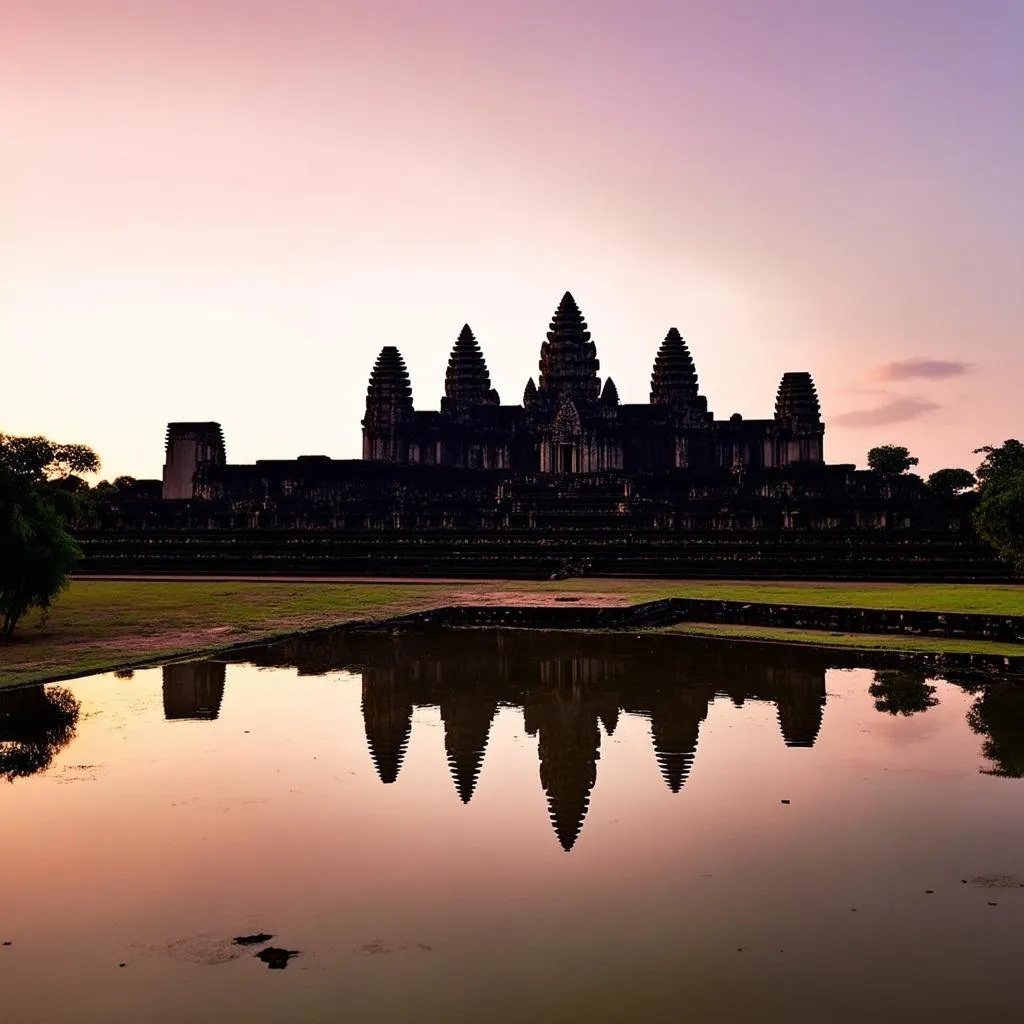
[2,629,1024,1023]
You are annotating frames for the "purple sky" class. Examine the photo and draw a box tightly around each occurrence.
[3,0,1022,477]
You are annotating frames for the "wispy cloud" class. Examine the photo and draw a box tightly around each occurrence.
[832,395,940,428]
[871,358,972,381]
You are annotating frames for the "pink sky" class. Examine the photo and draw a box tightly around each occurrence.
[3,0,1021,478]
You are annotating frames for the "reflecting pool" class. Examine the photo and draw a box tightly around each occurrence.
[3,630,1024,1023]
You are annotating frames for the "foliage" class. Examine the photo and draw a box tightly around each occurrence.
[0,434,99,482]
[972,440,1024,570]
[973,474,1024,570]
[967,685,1024,778]
[0,685,80,781]
[926,468,975,496]
[0,434,99,639]
[867,445,919,477]
[868,669,938,716]
[973,439,1024,487]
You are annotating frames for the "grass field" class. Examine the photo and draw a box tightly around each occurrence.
[1,577,1021,689]
[551,578,1024,615]
[657,621,1024,657]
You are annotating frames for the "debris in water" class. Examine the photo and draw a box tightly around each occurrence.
[780,799,791,805]
[925,890,935,894]
[255,947,300,970]
[233,934,274,946]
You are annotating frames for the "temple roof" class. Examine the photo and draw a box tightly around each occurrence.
[600,377,620,407]
[650,328,699,406]
[366,346,414,410]
[444,325,498,407]
[774,372,821,423]
[538,291,601,403]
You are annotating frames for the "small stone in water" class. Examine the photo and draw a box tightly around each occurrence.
[255,946,300,970]
[234,933,274,946]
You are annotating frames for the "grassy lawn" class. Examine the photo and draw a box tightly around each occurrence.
[656,622,1024,658]
[0,580,463,689]
[1,577,1021,689]
[547,579,1024,615]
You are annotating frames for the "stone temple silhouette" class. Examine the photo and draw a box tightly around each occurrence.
[134,289,990,559]
[359,292,823,474]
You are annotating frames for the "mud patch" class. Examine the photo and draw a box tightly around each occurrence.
[965,874,1024,889]
[354,940,433,955]
[164,934,243,966]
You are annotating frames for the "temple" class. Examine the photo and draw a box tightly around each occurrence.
[80,290,999,578]
[359,293,824,475]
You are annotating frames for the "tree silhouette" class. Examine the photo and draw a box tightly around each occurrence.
[966,685,1024,778]
[0,685,81,781]
[868,669,938,716]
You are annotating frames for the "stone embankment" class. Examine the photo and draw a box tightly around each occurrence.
[353,599,1024,680]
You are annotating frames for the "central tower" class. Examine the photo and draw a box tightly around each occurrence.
[536,291,601,406]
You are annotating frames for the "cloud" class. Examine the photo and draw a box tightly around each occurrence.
[832,395,941,428]
[870,358,972,381]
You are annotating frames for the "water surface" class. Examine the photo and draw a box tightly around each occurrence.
[2,630,1023,1023]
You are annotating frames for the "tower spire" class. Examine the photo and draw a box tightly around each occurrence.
[537,291,601,403]
[443,324,498,410]
[650,328,699,407]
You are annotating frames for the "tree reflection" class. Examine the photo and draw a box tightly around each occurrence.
[0,685,80,781]
[868,669,939,716]
[967,686,1024,778]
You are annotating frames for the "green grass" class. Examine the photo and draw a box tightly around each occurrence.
[541,579,1024,615]
[0,580,461,689]
[2,577,1021,689]
[656,621,1024,658]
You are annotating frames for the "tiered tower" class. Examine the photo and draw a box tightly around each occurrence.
[536,291,601,406]
[362,346,414,462]
[161,422,226,499]
[441,325,499,413]
[771,372,824,465]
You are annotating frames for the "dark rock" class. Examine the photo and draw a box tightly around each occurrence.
[234,933,274,946]
[255,947,300,970]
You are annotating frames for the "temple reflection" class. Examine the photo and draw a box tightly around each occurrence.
[162,662,226,721]
[235,629,835,850]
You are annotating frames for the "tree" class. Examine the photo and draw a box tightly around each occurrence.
[972,440,1024,570]
[867,445,919,477]
[926,467,976,497]
[974,439,1024,487]
[0,685,80,781]
[0,433,100,639]
[868,669,938,716]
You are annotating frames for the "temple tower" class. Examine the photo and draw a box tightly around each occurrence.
[650,328,700,409]
[647,329,711,468]
[535,292,623,473]
[162,422,226,499]
[537,292,601,405]
[770,372,824,466]
[441,325,499,413]
[362,346,414,463]
[162,662,226,721]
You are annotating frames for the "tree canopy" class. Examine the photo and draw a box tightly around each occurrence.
[867,445,919,477]
[972,439,1024,571]
[0,433,99,639]
[926,467,976,497]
